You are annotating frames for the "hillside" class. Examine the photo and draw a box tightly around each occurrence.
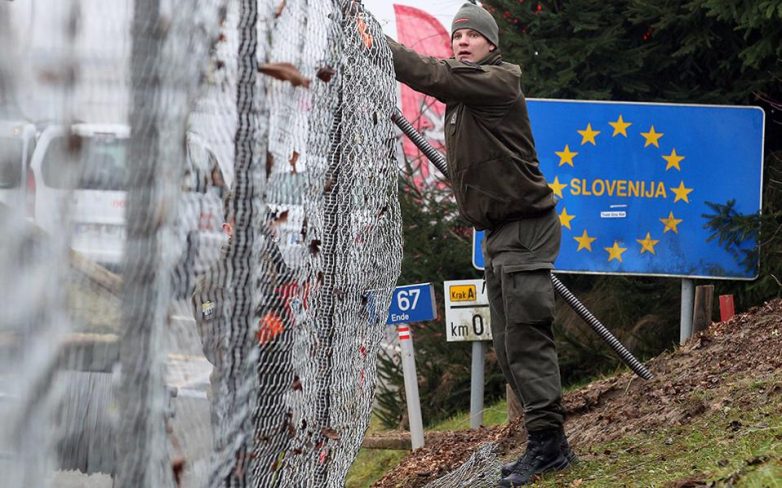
[374,299,782,487]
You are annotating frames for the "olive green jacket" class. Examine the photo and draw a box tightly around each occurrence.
[387,38,554,230]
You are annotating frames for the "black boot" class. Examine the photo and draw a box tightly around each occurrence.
[498,429,573,487]
[500,428,576,477]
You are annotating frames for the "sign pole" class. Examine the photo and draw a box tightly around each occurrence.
[680,279,694,344]
[397,324,424,450]
[469,341,486,429]
[383,283,436,450]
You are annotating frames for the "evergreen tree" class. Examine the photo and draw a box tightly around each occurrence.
[482,0,781,313]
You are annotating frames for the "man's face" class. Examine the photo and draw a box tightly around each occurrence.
[452,28,495,63]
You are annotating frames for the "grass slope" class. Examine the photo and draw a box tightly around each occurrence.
[355,299,782,487]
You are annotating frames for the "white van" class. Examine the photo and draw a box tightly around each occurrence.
[29,124,130,269]
[29,124,225,275]
[0,120,36,212]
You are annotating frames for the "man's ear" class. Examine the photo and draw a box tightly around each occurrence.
[489,44,496,52]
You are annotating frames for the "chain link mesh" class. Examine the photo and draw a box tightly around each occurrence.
[1,0,403,487]
[424,442,504,488]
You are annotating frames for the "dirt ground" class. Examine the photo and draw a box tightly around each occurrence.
[374,298,782,487]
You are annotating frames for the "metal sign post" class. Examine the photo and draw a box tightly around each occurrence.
[469,341,486,430]
[396,324,424,450]
[443,279,492,429]
[680,279,695,344]
[385,283,437,449]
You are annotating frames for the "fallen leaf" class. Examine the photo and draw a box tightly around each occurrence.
[289,151,300,172]
[324,176,336,193]
[171,457,185,487]
[300,217,308,242]
[321,427,340,440]
[274,210,289,225]
[316,66,336,82]
[309,239,321,256]
[355,17,373,49]
[274,0,286,18]
[259,62,310,88]
[266,152,274,179]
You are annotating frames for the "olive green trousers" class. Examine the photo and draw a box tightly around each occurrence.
[483,208,565,431]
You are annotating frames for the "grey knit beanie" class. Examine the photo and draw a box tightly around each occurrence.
[451,3,499,47]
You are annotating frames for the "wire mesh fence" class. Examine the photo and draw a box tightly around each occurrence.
[0,0,402,487]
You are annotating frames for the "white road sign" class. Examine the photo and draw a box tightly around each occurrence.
[444,279,492,342]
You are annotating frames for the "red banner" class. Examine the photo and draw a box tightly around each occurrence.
[394,4,452,188]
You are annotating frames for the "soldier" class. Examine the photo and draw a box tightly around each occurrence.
[386,3,575,486]
[191,191,233,425]
[191,190,297,425]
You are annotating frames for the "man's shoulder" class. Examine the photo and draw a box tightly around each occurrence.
[445,58,521,77]
[496,61,522,76]
[444,58,483,71]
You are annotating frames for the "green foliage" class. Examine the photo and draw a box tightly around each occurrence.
[482,0,782,106]
[345,448,407,488]
[702,199,760,273]
[702,149,782,308]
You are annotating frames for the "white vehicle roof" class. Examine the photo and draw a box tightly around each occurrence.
[0,120,36,137]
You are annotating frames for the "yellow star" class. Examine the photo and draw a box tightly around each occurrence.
[636,232,659,255]
[640,125,664,148]
[662,148,685,171]
[604,241,628,262]
[558,207,576,230]
[609,115,632,137]
[555,145,578,167]
[660,211,683,234]
[670,181,694,203]
[548,176,568,199]
[574,229,597,252]
[577,123,600,145]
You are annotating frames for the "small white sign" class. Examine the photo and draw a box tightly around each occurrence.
[600,211,627,218]
[443,279,492,342]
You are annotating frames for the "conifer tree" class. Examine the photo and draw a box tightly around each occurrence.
[481,0,781,325]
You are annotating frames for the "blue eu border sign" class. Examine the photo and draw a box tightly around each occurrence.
[386,283,437,325]
[473,100,764,280]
